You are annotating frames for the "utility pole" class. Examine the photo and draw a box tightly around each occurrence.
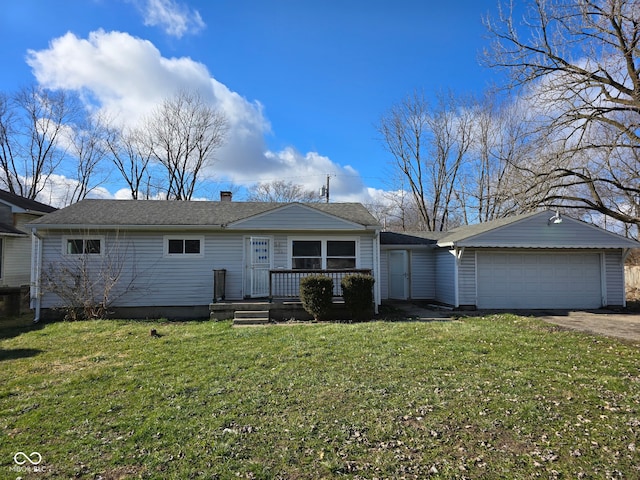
[320,175,331,203]
[325,174,330,203]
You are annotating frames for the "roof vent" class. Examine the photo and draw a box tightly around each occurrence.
[220,191,232,202]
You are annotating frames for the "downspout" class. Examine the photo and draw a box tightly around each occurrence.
[453,247,464,309]
[373,229,380,314]
[30,228,43,323]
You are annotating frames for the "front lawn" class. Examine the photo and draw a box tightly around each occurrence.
[1,315,639,479]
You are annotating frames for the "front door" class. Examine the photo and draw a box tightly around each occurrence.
[388,250,409,300]
[247,237,271,297]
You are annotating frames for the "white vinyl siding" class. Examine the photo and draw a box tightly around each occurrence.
[605,250,625,306]
[455,212,639,249]
[379,247,435,301]
[232,204,364,230]
[379,250,390,299]
[476,250,602,309]
[434,249,456,306]
[410,250,435,300]
[40,231,242,308]
[458,250,476,306]
[163,235,204,257]
[39,230,377,310]
[2,214,35,286]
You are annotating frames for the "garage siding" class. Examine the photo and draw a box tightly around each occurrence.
[458,250,476,306]
[605,250,625,306]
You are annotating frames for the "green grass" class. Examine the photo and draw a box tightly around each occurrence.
[1,315,639,479]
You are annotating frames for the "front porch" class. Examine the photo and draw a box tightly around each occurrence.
[211,268,373,324]
[209,299,350,324]
[267,268,372,300]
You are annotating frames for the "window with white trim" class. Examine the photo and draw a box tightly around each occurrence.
[64,237,103,255]
[292,240,321,269]
[164,236,204,257]
[291,239,356,269]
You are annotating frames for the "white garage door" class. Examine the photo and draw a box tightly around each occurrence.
[476,252,602,309]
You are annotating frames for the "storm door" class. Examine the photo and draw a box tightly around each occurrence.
[248,237,272,297]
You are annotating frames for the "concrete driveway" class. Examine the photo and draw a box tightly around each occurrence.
[386,302,640,343]
[532,310,640,343]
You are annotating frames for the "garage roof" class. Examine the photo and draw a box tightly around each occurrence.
[437,210,640,249]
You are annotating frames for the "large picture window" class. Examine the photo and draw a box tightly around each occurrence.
[164,236,204,257]
[291,239,356,269]
[64,237,102,255]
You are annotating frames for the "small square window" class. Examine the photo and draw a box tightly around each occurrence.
[168,239,184,254]
[67,239,84,255]
[85,239,101,254]
[185,239,200,254]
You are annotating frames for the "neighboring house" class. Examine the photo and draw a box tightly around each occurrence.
[28,195,382,320]
[380,210,640,309]
[0,190,56,287]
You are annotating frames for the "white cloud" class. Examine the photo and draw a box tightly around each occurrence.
[135,0,205,38]
[26,30,374,204]
[35,174,113,208]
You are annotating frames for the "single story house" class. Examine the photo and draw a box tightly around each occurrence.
[28,195,381,320]
[380,210,640,309]
[27,199,639,320]
[0,190,56,287]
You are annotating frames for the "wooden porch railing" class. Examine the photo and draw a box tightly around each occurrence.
[269,269,372,300]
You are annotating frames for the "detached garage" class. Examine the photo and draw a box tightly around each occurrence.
[381,210,640,310]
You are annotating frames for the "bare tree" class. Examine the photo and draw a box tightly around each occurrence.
[42,232,140,320]
[0,85,80,199]
[246,180,323,202]
[378,91,474,231]
[484,0,640,232]
[64,113,110,204]
[457,93,546,223]
[106,124,153,199]
[144,90,228,200]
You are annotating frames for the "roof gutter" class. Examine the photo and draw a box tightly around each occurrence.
[27,224,225,231]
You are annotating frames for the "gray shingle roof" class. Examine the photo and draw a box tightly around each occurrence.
[28,199,380,228]
[0,189,57,214]
[382,210,640,249]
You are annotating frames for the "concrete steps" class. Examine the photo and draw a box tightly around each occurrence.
[233,310,270,326]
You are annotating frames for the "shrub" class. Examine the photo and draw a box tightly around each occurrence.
[341,273,375,322]
[299,275,334,321]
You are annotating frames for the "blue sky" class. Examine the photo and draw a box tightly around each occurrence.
[0,0,511,204]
